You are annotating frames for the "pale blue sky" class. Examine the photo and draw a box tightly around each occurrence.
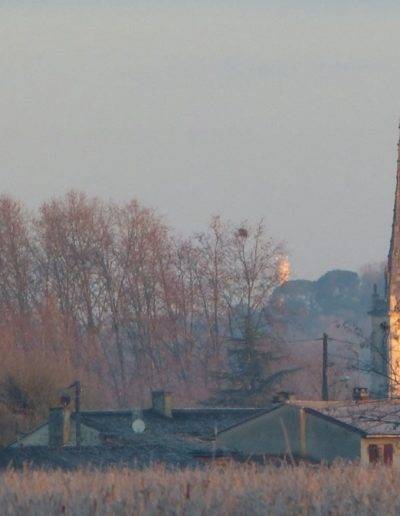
[0,1,399,278]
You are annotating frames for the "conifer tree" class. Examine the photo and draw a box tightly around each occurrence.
[208,223,296,406]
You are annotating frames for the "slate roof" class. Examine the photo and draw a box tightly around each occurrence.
[291,400,400,436]
[2,406,268,469]
[0,446,196,470]
[80,407,267,440]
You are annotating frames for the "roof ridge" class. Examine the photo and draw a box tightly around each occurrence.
[173,407,266,411]
[79,410,133,416]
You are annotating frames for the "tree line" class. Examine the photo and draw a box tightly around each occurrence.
[0,191,289,430]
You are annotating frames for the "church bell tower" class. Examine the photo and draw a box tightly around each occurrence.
[387,124,400,397]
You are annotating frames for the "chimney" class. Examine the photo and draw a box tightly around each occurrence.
[353,387,369,402]
[273,391,295,404]
[151,391,173,418]
[48,395,71,447]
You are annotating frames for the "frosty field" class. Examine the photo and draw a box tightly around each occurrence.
[0,463,399,515]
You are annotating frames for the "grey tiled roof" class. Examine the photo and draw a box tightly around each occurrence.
[0,445,198,470]
[79,407,267,440]
[2,406,268,469]
[291,400,400,436]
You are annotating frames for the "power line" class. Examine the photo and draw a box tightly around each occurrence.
[283,338,323,344]
[328,337,363,346]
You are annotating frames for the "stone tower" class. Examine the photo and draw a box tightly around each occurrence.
[387,125,400,397]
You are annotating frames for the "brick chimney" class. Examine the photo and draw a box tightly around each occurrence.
[48,396,71,447]
[151,391,173,418]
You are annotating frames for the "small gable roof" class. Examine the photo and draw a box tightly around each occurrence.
[218,400,400,437]
[303,400,400,436]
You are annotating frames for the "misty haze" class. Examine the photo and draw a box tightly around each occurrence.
[1,1,400,278]
[1,2,400,515]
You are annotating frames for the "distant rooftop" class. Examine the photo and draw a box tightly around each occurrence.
[290,400,400,436]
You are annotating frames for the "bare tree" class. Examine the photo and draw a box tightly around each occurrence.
[202,219,295,406]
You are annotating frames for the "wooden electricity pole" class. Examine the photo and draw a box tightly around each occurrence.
[322,333,329,401]
[68,380,82,449]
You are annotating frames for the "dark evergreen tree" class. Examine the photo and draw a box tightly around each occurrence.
[207,222,297,407]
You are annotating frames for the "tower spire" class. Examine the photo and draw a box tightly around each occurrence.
[388,122,400,262]
[387,122,400,397]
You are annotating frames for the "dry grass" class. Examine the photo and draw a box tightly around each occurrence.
[0,463,400,515]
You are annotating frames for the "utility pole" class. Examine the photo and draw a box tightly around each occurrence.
[68,380,82,449]
[322,333,329,401]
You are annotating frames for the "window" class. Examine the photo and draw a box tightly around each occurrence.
[384,444,394,466]
[368,444,379,464]
[368,443,394,465]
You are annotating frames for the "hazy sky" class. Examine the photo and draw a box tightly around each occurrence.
[1,1,400,279]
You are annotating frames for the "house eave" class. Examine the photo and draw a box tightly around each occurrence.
[364,434,400,438]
